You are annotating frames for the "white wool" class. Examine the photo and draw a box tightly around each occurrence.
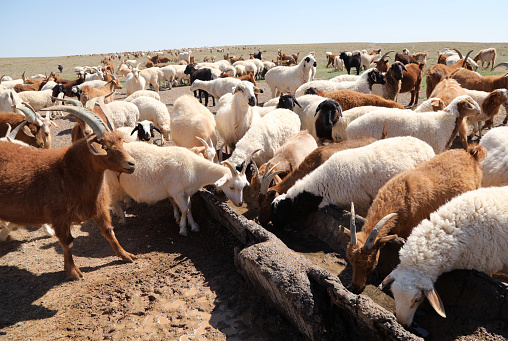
[479,126,508,187]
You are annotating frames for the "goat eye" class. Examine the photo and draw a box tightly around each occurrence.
[230,186,235,190]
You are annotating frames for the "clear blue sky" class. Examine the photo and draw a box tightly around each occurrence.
[2,0,506,58]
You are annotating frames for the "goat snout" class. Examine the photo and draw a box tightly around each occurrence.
[248,97,256,106]
[313,62,317,67]
[122,159,136,173]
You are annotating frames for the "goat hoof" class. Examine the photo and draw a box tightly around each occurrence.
[120,252,136,262]
[67,267,84,281]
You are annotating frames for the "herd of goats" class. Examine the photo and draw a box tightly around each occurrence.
[0,45,507,331]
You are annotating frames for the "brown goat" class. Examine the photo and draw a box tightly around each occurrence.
[400,62,425,108]
[0,105,136,280]
[426,50,474,98]
[257,137,378,226]
[80,79,122,105]
[343,144,485,294]
[0,113,45,147]
[318,89,404,111]
[13,74,53,93]
[450,67,508,93]
[326,54,340,68]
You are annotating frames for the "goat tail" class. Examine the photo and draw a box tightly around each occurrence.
[467,144,487,162]
[381,121,388,140]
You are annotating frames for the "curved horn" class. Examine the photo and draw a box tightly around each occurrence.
[196,136,210,148]
[51,97,83,107]
[15,106,36,123]
[463,50,474,64]
[39,105,108,138]
[0,74,4,84]
[7,122,28,141]
[376,273,395,293]
[241,148,261,175]
[453,49,463,59]
[222,160,238,175]
[363,213,397,250]
[492,62,508,70]
[260,162,285,195]
[380,50,394,60]
[350,202,357,245]
[22,71,26,82]
[95,96,115,132]
[21,102,45,124]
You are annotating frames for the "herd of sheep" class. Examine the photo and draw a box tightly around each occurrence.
[0,45,507,333]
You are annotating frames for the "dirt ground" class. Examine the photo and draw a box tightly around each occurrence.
[1,78,507,341]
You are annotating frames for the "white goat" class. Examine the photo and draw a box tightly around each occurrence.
[190,78,242,103]
[215,81,262,151]
[104,143,255,235]
[125,64,146,96]
[479,126,508,187]
[104,101,140,128]
[139,67,164,93]
[379,185,508,328]
[265,54,317,98]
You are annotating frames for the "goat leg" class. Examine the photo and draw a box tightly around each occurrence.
[93,211,136,263]
[54,223,83,280]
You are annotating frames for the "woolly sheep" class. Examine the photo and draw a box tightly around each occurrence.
[295,68,386,97]
[125,90,161,102]
[160,65,177,89]
[271,136,436,224]
[170,95,217,150]
[265,54,317,98]
[345,95,482,153]
[215,81,262,151]
[379,185,508,328]
[104,101,140,128]
[104,143,254,235]
[17,89,55,111]
[139,67,164,93]
[329,74,359,83]
[130,96,171,141]
[227,109,301,170]
[479,126,508,187]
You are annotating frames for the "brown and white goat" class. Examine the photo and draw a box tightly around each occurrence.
[399,62,425,108]
[343,145,485,294]
[464,88,508,136]
[372,61,407,101]
[257,137,378,226]
[0,104,136,280]
[80,79,122,105]
[0,109,45,148]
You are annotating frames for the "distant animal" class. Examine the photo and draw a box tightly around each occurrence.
[58,65,63,73]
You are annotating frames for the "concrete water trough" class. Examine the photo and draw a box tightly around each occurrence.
[196,189,508,341]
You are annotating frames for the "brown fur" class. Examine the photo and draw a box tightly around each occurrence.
[80,79,122,105]
[400,63,425,108]
[0,129,136,280]
[257,137,378,226]
[326,54,340,68]
[451,68,508,93]
[0,113,45,147]
[344,145,485,294]
[318,89,403,110]
[426,57,473,98]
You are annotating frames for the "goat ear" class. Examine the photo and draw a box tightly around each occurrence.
[424,288,446,318]
[22,125,35,138]
[342,227,351,239]
[130,126,139,136]
[214,174,229,188]
[86,136,108,156]
[375,234,397,247]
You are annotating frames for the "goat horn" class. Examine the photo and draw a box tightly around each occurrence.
[453,49,463,59]
[22,71,26,82]
[241,148,261,175]
[376,273,395,293]
[7,122,28,140]
[21,102,45,123]
[95,97,115,132]
[260,162,285,195]
[363,213,397,250]
[380,50,394,60]
[252,162,262,184]
[196,136,209,148]
[0,74,4,84]
[464,50,474,64]
[492,62,508,70]
[221,160,238,176]
[39,105,108,138]
[51,97,83,107]
[350,202,357,245]
[15,106,36,123]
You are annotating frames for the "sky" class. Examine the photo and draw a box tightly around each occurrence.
[1,0,506,58]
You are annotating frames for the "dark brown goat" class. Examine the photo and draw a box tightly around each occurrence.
[0,105,136,280]
[400,62,425,108]
[426,50,474,98]
[318,89,404,111]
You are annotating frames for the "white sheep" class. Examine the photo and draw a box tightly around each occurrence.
[265,54,317,98]
[170,95,217,151]
[125,90,161,102]
[333,56,344,71]
[215,81,262,151]
[0,78,23,90]
[346,95,482,154]
[177,51,192,64]
[295,68,386,97]
[104,143,254,235]
[74,80,108,91]
[227,108,301,170]
[190,78,243,103]
[271,136,435,222]
[479,126,508,187]
[173,64,191,86]
[160,65,177,88]
[125,65,146,96]
[17,89,55,111]
[139,67,164,93]
[130,96,170,141]
[104,101,140,128]
[379,185,508,328]
[329,74,360,83]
